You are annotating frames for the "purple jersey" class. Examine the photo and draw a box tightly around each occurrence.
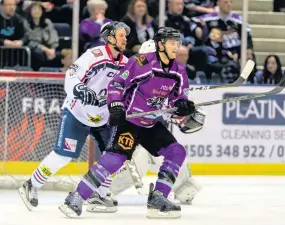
[107,52,190,127]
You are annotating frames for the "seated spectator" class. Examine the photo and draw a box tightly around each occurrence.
[24,2,59,70]
[190,0,253,82]
[121,0,157,56]
[162,0,192,42]
[22,0,85,24]
[147,0,159,18]
[103,0,131,21]
[44,0,87,24]
[60,48,72,72]
[184,0,218,18]
[176,45,196,80]
[0,0,27,48]
[255,55,284,84]
[79,0,111,52]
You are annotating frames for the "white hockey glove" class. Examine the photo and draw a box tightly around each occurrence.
[167,108,206,133]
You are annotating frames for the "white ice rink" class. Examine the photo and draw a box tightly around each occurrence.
[1,176,285,225]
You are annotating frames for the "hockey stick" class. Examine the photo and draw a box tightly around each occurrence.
[188,59,254,91]
[126,76,285,119]
[125,159,148,195]
[94,60,255,102]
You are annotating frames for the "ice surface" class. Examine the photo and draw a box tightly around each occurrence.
[1,176,285,225]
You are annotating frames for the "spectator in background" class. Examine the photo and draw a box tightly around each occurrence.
[146,0,159,18]
[184,0,217,18]
[22,0,86,24]
[255,55,284,84]
[191,0,253,83]
[121,0,157,56]
[79,0,111,52]
[24,1,59,70]
[176,45,196,81]
[163,0,192,42]
[104,0,131,21]
[0,0,26,47]
[192,0,253,55]
[60,48,72,72]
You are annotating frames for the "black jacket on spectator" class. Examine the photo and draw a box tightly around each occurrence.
[0,12,26,46]
[163,13,192,39]
[184,0,217,17]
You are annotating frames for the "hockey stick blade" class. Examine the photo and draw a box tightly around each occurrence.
[126,160,148,195]
[197,75,285,107]
[188,59,255,91]
[126,76,285,118]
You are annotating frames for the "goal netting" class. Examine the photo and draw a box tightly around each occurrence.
[0,73,92,191]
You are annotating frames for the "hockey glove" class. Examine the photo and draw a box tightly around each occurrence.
[174,99,196,116]
[73,84,99,106]
[179,108,206,134]
[108,101,126,126]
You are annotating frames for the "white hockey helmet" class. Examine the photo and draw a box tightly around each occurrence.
[139,39,156,54]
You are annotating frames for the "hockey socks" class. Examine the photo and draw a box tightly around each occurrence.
[77,152,126,200]
[31,151,72,188]
[155,142,186,197]
[96,177,113,197]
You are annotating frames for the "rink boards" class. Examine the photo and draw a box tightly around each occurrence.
[1,84,285,175]
[1,161,285,175]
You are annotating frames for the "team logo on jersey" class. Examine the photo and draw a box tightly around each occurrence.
[40,165,52,177]
[64,138,77,152]
[146,96,165,108]
[120,70,129,80]
[67,64,79,76]
[134,54,148,66]
[118,132,134,150]
[91,49,103,57]
[88,113,104,125]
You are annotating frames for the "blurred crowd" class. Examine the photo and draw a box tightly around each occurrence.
[0,0,284,84]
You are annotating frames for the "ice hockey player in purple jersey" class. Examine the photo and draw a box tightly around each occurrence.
[59,27,196,219]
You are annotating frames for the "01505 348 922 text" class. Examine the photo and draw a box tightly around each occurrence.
[183,144,285,159]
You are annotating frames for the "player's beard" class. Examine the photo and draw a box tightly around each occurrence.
[116,44,126,52]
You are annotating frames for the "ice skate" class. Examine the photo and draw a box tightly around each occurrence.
[59,191,83,218]
[18,179,38,211]
[147,183,181,219]
[86,191,117,213]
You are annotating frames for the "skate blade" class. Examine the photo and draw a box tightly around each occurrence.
[86,204,117,213]
[146,208,181,219]
[58,204,79,219]
[18,187,33,211]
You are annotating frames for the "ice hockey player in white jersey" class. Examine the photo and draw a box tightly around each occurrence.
[108,40,203,205]
[18,21,130,212]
